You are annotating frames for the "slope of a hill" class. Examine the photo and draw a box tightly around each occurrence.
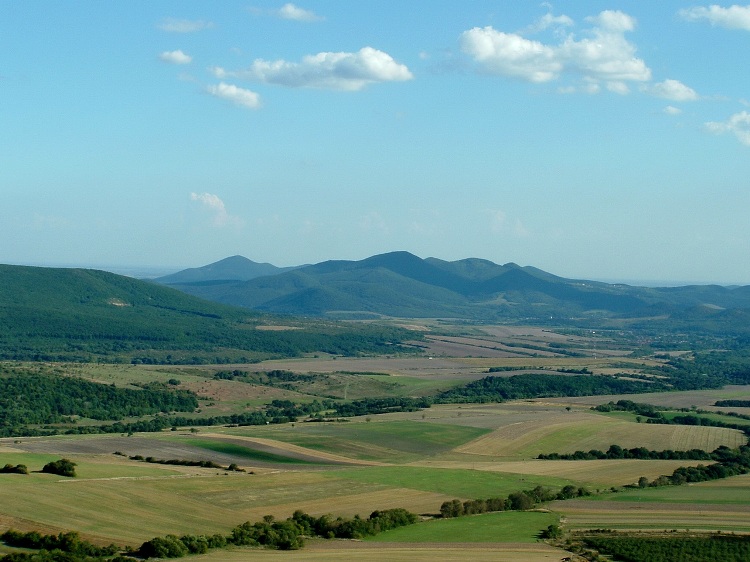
[155,255,298,284]
[0,264,416,362]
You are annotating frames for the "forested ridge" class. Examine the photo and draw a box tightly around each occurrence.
[0,265,418,363]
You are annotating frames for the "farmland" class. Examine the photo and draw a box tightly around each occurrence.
[1,322,750,560]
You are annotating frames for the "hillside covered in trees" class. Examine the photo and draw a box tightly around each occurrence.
[0,264,417,363]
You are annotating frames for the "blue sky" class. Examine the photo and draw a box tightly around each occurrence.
[2,1,749,284]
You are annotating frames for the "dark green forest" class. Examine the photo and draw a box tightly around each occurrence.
[0,265,418,363]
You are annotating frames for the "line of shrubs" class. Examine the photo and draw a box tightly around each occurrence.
[123,454,245,472]
[138,508,418,556]
[0,464,28,475]
[439,484,590,518]
[0,530,121,560]
[537,444,716,461]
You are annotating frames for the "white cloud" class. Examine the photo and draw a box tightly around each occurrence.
[705,111,750,146]
[190,192,243,226]
[679,4,750,30]
[158,18,214,33]
[460,10,651,91]
[214,47,413,91]
[606,81,630,95]
[649,79,699,101]
[206,82,261,109]
[460,27,561,83]
[159,50,192,65]
[664,105,682,115]
[524,11,574,34]
[278,3,323,22]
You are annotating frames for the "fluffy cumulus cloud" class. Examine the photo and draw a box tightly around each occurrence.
[190,192,243,226]
[460,27,561,83]
[460,10,651,92]
[679,4,750,30]
[159,50,192,65]
[649,79,699,101]
[206,82,261,109]
[212,47,412,91]
[158,18,214,33]
[278,3,323,22]
[705,111,750,146]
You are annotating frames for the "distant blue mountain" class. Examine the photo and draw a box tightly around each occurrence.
[159,251,750,321]
[155,255,299,285]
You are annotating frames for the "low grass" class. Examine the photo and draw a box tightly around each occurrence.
[228,420,490,463]
[0,466,401,545]
[457,413,746,459]
[327,466,571,499]
[366,511,559,543]
[660,410,750,427]
[592,474,750,505]
[177,438,324,465]
[0,452,177,479]
[415,459,715,488]
[556,474,750,533]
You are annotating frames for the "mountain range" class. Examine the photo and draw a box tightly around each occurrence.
[154,251,750,322]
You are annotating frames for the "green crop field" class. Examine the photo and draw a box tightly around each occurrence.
[327,465,571,499]
[228,420,491,463]
[177,438,325,465]
[366,511,560,543]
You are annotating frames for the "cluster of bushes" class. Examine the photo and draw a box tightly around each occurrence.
[538,444,714,461]
[583,532,750,562]
[440,485,590,518]
[139,533,227,558]
[0,530,121,560]
[126,454,245,472]
[138,508,418,557]
[41,459,77,478]
[715,399,750,408]
[0,464,28,475]
[594,399,666,419]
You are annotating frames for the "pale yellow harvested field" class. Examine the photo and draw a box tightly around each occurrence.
[377,402,591,429]
[411,459,711,487]
[222,356,480,377]
[454,412,746,458]
[419,337,530,358]
[557,500,750,533]
[190,541,571,562]
[539,385,750,413]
